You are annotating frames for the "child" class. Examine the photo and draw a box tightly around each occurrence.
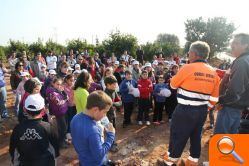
[73,70,81,79]
[119,70,137,128]
[18,78,43,123]
[153,75,171,124]
[137,70,153,125]
[41,69,57,99]
[9,93,59,166]
[104,75,121,152]
[70,91,115,166]
[64,74,76,143]
[46,77,69,148]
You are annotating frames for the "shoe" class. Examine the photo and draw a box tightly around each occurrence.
[110,144,119,153]
[160,120,165,124]
[138,121,143,125]
[146,121,151,126]
[153,121,160,125]
[168,119,172,123]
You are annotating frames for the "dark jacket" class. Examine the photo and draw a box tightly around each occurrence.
[219,52,249,109]
[104,88,119,120]
[9,118,59,166]
[10,71,22,90]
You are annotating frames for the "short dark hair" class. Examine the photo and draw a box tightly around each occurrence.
[104,75,117,86]
[125,70,132,75]
[86,91,112,110]
[141,70,148,74]
[234,33,249,52]
[24,78,42,94]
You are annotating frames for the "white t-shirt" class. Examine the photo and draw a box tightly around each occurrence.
[46,56,57,70]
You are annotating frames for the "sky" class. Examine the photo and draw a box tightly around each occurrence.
[0,0,249,47]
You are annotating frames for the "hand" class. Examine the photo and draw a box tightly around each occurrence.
[105,123,115,134]
[215,103,223,111]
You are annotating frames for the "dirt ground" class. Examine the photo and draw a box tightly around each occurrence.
[0,77,214,166]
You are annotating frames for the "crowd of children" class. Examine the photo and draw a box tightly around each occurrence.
[5,49,185,165]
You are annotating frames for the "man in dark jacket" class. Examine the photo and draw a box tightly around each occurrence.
[215,33,249,134]
[9,94,59,166]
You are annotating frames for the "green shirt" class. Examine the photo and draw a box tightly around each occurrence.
[74,87,89,114]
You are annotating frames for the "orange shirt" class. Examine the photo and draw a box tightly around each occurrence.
[170,62,220,109]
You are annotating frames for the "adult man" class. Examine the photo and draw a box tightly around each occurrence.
[46,51,57,70]
[120,50,130,62]
[30,52,46,80]
[162,41,220,166]
[214,33,249,134]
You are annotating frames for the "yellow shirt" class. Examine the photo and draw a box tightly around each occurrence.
[74,87,89,113]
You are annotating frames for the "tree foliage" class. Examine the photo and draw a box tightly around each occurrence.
[66,38,88,53]
[103,31,138,58]
[141,42,160,61]
[185,17,235,58]
[0,46,6,61]
[45,39,66,55]
[6,39,29,56]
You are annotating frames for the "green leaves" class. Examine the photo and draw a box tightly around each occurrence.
[185,17,236,59]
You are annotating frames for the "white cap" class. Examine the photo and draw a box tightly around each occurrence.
[152,60,158,66]
[68,67,74,71]
[81,69,88,73]
[145,62,152,68]
[20,72,30,77]
[114,61,120,65]
[75,64,80,68]
[49,70,57,75]
[24,94,45,112]
[132,60,139,65]
[41,64,47,68]
[73,70,82,74]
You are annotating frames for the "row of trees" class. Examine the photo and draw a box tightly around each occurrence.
[0,17,235,61]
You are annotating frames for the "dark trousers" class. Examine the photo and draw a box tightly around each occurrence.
[153,101,164,122]
[165,95,178,119]
[123,102,134,124]
[56,114,67,146]
[137,98,151,121]
[168,104,208,159]
[67,106,77,133]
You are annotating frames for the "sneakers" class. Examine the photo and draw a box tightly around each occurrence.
[110,143,119,153]
[146,121,151,126]
[138,121,143,125]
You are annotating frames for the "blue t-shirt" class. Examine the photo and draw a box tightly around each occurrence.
[70,113,115,166]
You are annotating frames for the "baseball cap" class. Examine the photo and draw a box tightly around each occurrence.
[114,61,120,65]
[68,67,74,71]
[152,61,158,66]
[75,64,80,68]
[20,72,30,77]
[24,94,45,112]
[49,70,57,75]
[73,70,82,74]
[41,64,47,68]
[145,62,152,68]
[132,61,139,65]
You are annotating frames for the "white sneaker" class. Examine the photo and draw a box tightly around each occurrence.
[138,121,143,125]
[146,121,151,126]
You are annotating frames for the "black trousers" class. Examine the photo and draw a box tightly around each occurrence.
[123,102,134,124]
[56,114,67,146]
[165,95,178,119]
[168,104,208,159]
[153,101,164,122]
[67,106,77,133]
[137,98,151,121]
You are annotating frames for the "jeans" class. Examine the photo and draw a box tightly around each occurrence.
[0,86,7,116]
[214,106,242,134]
[14,92,21,113]
[168,104,208,159]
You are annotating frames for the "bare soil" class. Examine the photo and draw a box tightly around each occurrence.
[0,77,213,166]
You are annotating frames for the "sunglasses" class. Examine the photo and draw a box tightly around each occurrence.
[19,64,24,66]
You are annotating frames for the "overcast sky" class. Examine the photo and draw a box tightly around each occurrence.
[0,0,249,46]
